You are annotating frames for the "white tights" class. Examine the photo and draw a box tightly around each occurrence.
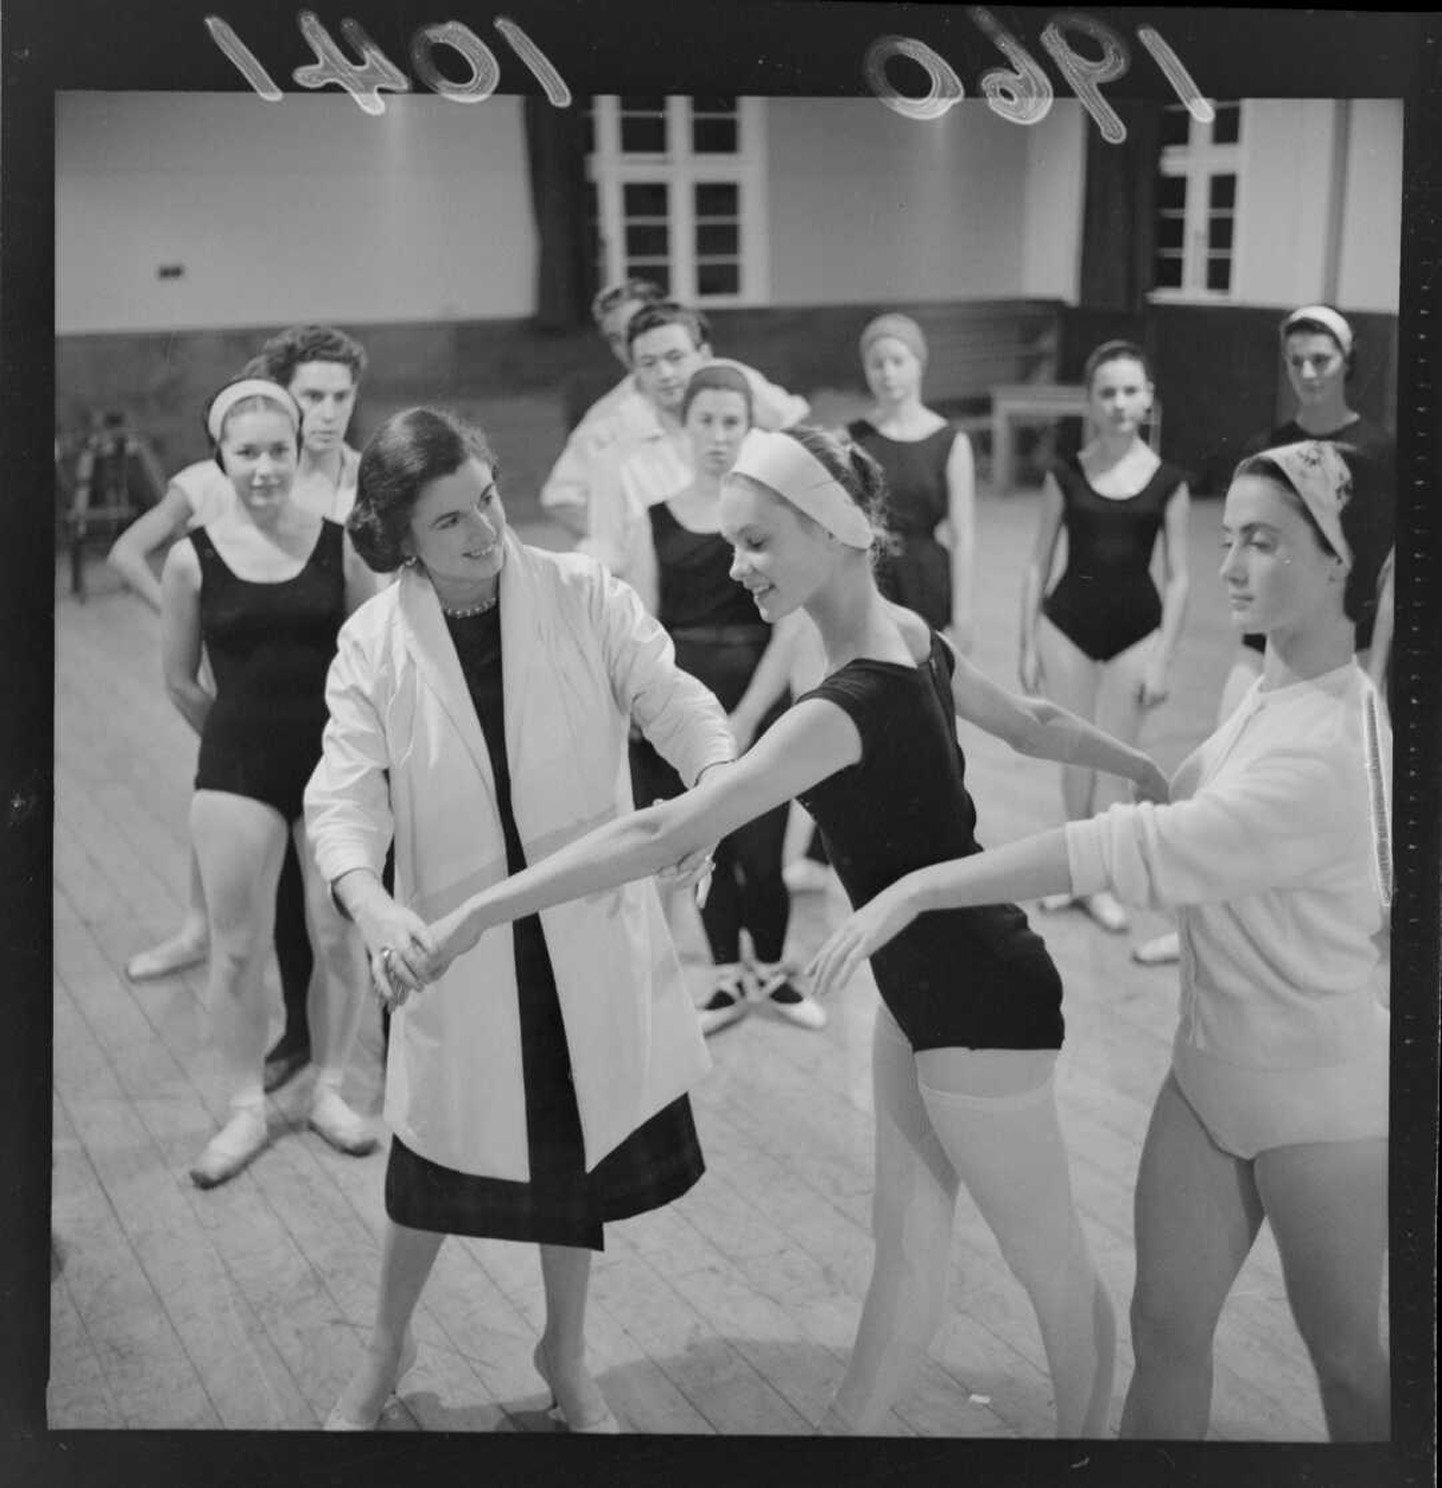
[827,1005,1116,1436]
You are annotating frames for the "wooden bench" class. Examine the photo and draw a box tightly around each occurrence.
[990,383,1164,493]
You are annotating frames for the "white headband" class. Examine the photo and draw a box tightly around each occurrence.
[206,378,301,443]
[1251,440,1355,570]
[1283,305,1354,356]
[726,429,874,550]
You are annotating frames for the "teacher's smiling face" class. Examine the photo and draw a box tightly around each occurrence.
[404,457,508,599]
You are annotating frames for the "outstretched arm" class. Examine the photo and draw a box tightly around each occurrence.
[944,639,1169,802]
[410,696,860,996]
[808,828,1072,998]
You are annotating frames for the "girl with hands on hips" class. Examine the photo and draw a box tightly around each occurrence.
[397,424,1171,1438]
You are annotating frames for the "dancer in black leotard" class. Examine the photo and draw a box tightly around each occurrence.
[623,364,825,1034]
[1020,341,1190,935]
[160,377,376,1187]
[410,425,1174,1437]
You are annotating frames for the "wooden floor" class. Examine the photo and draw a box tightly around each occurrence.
[51,486,1347,1438]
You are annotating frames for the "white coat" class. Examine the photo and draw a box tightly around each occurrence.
[305,533,733,1179]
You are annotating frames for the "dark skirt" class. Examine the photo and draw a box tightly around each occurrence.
[384,911,705,1251]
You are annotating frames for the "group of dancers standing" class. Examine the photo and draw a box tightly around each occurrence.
[99,283,1394,1440]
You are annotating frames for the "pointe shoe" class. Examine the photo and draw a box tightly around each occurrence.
[1132,930,1181,966]
[533,1340,620,1433]
[309,1085,379,1156]
[125,929,208,981]
[752,962,827,1031]
[1038,892,1075,914]
[325,1331,419,1431]
[697,964,752,1037]
[189,1107,269,1189]
[1080,890,1129,934]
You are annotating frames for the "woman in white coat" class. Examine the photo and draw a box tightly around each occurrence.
[306,408,735,1432]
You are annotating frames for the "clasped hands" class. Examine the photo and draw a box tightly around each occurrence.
[366,842,717,1013]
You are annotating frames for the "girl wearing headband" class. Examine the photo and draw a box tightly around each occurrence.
[849,313,977,649]
[403,423,1178,1437]
[622,365,826,1034]
[1020,340,1191,936]
[1133,304,1394,966]
[112,325,370,1099]
[158,376,377,1188]
[811,441,1393,1441]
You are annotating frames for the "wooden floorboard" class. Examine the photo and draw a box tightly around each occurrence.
[49,490,1345,1438]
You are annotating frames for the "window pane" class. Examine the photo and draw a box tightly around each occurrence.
[1213,102,1241,145]
[696,222,739,256]
[1208,215,1234,252]
[697,261,740,296]
[692,95,737,114]
[1210,173,1236,210]
[620,116,667,153]
[1156,213,1186,251]
[626,223,669,257]
[1153,253,1184,290]
[692,118,739,153]
[627,261,670,295]
[695,182,739,217]
[1161,106,1191,147]
[1156,174,1187,211]
[1206,255,1232,292]
[624,182,668,217]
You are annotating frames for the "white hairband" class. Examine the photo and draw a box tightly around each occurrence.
[206,378,300,443]
[1249,440,1355,571]
[726,429,874,550]
[1283,305,1354,356]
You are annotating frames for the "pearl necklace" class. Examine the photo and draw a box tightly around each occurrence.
[441,593,499,619]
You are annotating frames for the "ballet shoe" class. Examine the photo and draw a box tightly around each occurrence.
[308,1086,379,1156]
[1038,892,1075,913]
[1080,890,1129,934]
[533,1339,620,1433]
[1131,930,1181,965]
[125,929,208,981]
[697,965,752,1037]
[263,1034,312,1094]
[189,1107,269,1189]
[783,858,834,894]
[752,962,827,1031]
[324,1330,419,1431]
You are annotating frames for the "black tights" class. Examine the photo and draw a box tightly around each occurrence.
[699,800,790,965]
[273,838,312,1052]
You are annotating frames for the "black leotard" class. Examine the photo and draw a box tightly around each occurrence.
[797,634,1064,1052]
[192,520,345,823]
[1041,454,1186,663]
[1239,415,1394,654]
[847,418,958,631]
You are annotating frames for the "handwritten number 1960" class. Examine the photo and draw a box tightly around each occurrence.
[869,6,1211,141]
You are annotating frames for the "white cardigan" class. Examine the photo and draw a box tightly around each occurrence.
[305,534,734,1179]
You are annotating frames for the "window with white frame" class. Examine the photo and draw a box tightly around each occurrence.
[1151,100,1243,300]
[585,96,769,307]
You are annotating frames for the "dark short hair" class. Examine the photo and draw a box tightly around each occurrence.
[348,408,499,573]
[626,302,711,354]
[681,363,754,424]
[1083,339,1154,391]
[1236,446,1391,629]
[591,278,666,326]
[251,323,368,389]
[1280,307,1357,379]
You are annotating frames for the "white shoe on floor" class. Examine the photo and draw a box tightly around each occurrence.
[1132,930,1181,965]
[1038,893,1075,913]
[698,964,752,1036]
[189,1106,269,1189]
[752,962,827,1030]
[325,1330,419,1431]
[1081,890,1129,933]
[309,1086,379,1156]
